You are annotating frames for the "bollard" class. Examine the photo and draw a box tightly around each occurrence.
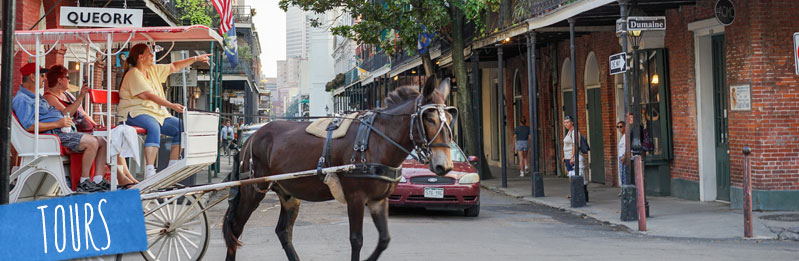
[743,147,752,238]
[532,171,545,197]
[570,175,586,207]
[634,155,647,231]
[620,184,638,221]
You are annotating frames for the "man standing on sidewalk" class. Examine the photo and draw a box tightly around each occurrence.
[221,120,234,156]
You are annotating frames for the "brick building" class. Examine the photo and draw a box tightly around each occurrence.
[476,0,798,210]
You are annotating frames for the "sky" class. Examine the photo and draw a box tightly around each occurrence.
[250,0,286,78]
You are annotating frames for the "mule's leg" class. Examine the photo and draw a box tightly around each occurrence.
[224,185,267,261]
[275,192,302,261]
[365,199,391,261]
[347,197,366,261]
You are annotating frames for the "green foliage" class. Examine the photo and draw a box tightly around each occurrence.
[175,0,217,26]
[279,0,498,56]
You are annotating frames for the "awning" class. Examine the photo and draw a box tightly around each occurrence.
[3,25,223,46]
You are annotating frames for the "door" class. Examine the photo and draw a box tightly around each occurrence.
[587,88,605,183]
[712,35,730,201]
[562,91,574,121]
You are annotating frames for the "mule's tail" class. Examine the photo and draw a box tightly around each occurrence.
[223,189,243,250]
[223,137,251,251]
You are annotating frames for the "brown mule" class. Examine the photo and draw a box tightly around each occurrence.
[223,76,456,261]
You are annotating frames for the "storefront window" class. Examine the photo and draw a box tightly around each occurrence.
[636,49,672,160]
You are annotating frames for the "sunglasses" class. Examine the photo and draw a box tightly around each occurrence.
[616,126,624,129]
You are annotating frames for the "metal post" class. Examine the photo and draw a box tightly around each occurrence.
[34,36,40,158]
[619,0,638,222]
[527,32,543,197]
[630,30,647,228]
[209,42,215,184]
[497,44,507,188]
[471,52,490,180]
[743,147,753,238]
[107,34,118,191]
[568,18,586,207]
[0,0,17,204]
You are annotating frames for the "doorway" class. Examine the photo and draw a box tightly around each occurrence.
[584,52,604,184]
[712,35,730,201]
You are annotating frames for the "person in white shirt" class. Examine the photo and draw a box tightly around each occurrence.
[220,120,235,156]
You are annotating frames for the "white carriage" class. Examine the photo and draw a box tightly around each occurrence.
[6,26,222,260]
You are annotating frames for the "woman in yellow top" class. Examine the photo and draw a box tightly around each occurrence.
[119,43,211,178]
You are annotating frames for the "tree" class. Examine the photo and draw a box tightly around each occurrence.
[175,0,218,26]
[279,0,498,177]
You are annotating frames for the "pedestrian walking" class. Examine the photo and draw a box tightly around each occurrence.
[221,120,235,156]
[514,118,531,177]
[563,115,589,201]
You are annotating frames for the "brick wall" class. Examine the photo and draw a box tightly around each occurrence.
[726,0,799,191]
[666,0,799,191]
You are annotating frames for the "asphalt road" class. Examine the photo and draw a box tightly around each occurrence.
[203,189,799,260]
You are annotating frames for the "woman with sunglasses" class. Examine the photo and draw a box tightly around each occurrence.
[44,65,139,189]
[616,120,628,196]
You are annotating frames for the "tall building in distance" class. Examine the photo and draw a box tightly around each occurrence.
[285,6,309,59]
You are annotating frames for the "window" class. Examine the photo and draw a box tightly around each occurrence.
[636,49,672,160]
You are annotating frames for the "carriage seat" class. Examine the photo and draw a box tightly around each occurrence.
[10,112,99,191]
[88,89,147,134]
[305,112,359,139]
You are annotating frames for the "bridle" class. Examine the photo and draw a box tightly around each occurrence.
[408,97,458,164]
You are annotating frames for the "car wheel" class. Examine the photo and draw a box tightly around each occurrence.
[464,202,480,217]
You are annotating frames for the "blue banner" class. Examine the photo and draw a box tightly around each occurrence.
[224,22,239,68]
[0,190,147,260]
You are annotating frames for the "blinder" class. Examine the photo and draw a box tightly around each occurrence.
[410,97,459,163]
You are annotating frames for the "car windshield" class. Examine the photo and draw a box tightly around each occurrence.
[406,143,466,162]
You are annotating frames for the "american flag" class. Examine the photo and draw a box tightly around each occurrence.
[211,0,233,35]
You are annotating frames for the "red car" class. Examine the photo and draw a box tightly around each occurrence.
[389,143,481,217]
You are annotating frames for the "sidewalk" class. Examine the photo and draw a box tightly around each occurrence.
[481,166,799,241]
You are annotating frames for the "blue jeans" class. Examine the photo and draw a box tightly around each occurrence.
[126,114,182,148]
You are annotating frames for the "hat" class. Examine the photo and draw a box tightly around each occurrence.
[20,63,48,77]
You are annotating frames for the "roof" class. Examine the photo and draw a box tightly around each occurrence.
[3,25,223,46]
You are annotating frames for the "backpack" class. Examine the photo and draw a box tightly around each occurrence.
[579,134,590,154]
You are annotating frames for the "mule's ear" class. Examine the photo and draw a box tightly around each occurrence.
[422,75,437,98]
[437,77,451,100]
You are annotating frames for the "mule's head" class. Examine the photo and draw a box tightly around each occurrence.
[415,76,457,176]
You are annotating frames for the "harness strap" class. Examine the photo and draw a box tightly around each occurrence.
[317,122,338,180]
[341,163,403,182]
[351,112,376,164]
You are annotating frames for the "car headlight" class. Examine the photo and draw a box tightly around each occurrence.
[399,176,407,183]
[458,173,480,184]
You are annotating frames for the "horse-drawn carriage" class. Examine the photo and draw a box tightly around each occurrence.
[4,25,460,261]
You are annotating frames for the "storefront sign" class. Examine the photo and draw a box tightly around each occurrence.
[730,84,751,111]
[609,52,627,75]
[715,0,735,26]
[627,16,666,31]
[169,70,198,87]
[0,190,147,260]
[59,7,143,28]
[794,33,799,75]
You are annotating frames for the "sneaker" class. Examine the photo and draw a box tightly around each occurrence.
[520,171,525,177]
[77,180,103,193]
[145,168,157,179]
[95,180,111,190]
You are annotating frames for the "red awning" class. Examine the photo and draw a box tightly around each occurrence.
[2,25,223,45]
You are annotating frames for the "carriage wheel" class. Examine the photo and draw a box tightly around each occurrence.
[141,194,210,261]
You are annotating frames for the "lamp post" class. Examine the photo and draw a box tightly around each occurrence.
[627,28,647,231]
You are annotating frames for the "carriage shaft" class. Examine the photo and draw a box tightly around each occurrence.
[140,164,357,200]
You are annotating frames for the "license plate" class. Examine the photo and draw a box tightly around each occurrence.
[424,187,444,198]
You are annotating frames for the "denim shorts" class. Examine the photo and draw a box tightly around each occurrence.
[126,114,182,148]
[515,140,529,151]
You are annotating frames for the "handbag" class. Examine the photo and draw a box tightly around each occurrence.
[579,133,590,154]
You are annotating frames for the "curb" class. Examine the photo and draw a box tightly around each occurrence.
[480,183,784,241]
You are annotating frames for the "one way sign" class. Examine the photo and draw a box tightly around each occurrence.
[609,52,627,75]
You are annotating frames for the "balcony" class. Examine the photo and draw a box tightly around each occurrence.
[361,53,389,72]
[233,5,253,24]
[487,0,577,32]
